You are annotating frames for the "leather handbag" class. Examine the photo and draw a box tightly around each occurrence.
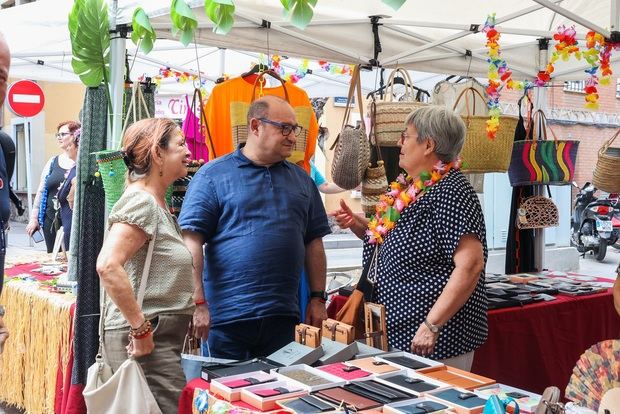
[321,319,354,344]
[483,395,520,414]
[517,186,559,230]
[330,64,371,190]
[362,101,389,215]
[535,386,565,414]
[295,323,321,348]
[83,227,162,413]
[374,67,427,147]
[180,320,236,382]
[508,110,579,186]
[335,245,378,339]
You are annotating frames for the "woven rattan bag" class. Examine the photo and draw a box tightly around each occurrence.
[517,187,559,230]
[455,87,517,173]
[330,65,370,190]
[361,101,388,215]
[374,68,427,147]
[593,129,620,193]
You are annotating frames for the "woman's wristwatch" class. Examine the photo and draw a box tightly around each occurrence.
[423,318,443,334]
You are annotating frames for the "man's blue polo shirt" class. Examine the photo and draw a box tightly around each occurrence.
[178,149,331,326]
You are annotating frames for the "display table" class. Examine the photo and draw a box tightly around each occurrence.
[0,261,76,414]
[327,278,620,395]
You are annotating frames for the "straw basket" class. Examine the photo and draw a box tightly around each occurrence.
[95,150,126,211]
[593,130,620,193]
[361,161,387,215]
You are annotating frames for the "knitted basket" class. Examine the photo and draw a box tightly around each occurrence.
[95,150,126,211]
[593,130,620,193]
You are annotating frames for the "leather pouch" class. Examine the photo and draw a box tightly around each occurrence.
[253,386,302,398]
[220,377,276,389]
[203,359,278,380]
[382,374,440,394]
[345,380,412,404]
[296,324,322,348]
[395,401,450,414]
[313,386,383,410]
[317,362,371,380]
[279,395,335,413]
[431,389,487,408]
[347,357,400,374]
[322,319,354,344]
[382,355,431,371]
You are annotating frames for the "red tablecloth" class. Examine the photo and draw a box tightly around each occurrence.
[327,283,620,395]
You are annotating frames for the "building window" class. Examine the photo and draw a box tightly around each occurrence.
[564,80,586,93]
[616,79,620,98]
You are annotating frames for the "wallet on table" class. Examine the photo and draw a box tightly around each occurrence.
[385,400,451,414]
[381,355,431,371]
[345,357,400,374]
[317,362,371,380]
[422,366,495,390]
[253,386,304,398]
[344,380,413,404]
[427,388,487,410]
[312,386,383,411]
[202,358,279,380]
[277,395,337,413]
[380,373,442,395]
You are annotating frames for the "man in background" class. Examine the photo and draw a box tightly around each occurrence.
[0,31,11,353]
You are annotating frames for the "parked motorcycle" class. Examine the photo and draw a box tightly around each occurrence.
[570,182,618,262]
[607,193,620,250]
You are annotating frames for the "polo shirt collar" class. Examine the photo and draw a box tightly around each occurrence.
[233,147,290,169]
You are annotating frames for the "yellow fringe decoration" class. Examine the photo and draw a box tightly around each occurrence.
[0,280,74,414]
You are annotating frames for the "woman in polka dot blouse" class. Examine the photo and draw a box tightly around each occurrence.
[332,105,488,371]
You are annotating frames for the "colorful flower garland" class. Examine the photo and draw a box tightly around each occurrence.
[257,54,355,84]
[366,159,461,245]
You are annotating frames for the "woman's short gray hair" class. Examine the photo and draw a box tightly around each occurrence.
[405,105,466,162]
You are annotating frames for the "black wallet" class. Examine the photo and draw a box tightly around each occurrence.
[279,395,335,413]
[396,401,449,414]
[382,356,430,370]
[345,380,412,404]
[382,374,439,394]
[433,389,486,408]
[201,358,279,380]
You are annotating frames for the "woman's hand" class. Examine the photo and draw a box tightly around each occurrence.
[410,322,439,357]
[329,199,369,239]
[193,304,211,340]
[127,332,155,358]
[25,219,40,236]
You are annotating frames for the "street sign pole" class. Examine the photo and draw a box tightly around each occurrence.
[24,118,33,247]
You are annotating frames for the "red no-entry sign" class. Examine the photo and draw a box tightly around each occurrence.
[7,80,45,117]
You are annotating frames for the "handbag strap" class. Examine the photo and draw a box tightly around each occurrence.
[600,129,620,155]
[250,69,290,103]
[356,245,378,296]
[369,100,384,163]
[119,83,152,150]
[452,87,486,116]
[97,223,159,355]
[330,64,364,151]
[532,110,560,145]
[384,67,416,102]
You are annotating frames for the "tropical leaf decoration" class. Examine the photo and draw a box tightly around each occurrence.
[204,0,235,35]
[68,0,111,88]
[382,0,407,10]
[171,0,198,46]
[280,0,318,30]
[131,7,157,54]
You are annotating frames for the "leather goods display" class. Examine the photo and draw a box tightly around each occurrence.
[430,388,487,409]
[454,87,517,173]
[317,362,371,380]
[382,374,440,394]
[382,355,431,371]
[202,359,279,380]
[373,68,427,147]
[365,302,388,351]
[508,110,579,186]
[592,129,620,192]
[391,400,450,414]
[423,366,495,390]
[362,101,389,215]
[278,395,336,413]
[253,386,303,398]
[322,318,355,344]
[346,380,413,403]
[517,188,559,230]
[296,324,321,348]
[220,377,276,389]
[313,386,383,410]
[534,386,564,414]
[278,368,332,387]
[482,395,520,414]
[346,357,400,374]
[83,227,161,414]
[330,64,371,190]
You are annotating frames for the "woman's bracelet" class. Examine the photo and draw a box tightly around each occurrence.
[129,319,152,337]
[131,330,153,340]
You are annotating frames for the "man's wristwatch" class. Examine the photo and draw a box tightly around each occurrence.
[423,318,443,334]
[310,291,328,302]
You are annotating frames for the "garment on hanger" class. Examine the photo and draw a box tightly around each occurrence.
[182,94,210,162]
[202,75,318,173]
[432,76,488,115]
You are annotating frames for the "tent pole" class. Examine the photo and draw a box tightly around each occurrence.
[108,0,125,149]
[613,0,620,31]
[382,30,473,66]
[532,0,610,38]
[219,48,226,76]
[534,40,549,271]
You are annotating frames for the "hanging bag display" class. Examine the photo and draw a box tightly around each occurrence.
[517,186,559,230]
[508,110,579,186]
[454,87,517,173]
[83,226,162,414]
[373,68,427,147]
[330,64,371,190]
[592,129,620,193]
[96,82,151,210]
[361,101,388,215]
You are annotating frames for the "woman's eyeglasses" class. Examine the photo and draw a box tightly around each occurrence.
[56,132,72,139]
[259,118,303,137]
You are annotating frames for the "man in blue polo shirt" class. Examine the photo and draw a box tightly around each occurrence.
[180,95,331,359]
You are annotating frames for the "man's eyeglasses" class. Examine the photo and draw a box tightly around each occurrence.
[56,132,72,139]
[259,118,303,137]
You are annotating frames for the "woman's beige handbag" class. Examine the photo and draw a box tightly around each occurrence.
[83,227,162,414]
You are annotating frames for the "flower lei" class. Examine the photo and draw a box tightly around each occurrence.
[366,159,462,245]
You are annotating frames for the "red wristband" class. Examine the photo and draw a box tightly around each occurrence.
[195,299,206,306]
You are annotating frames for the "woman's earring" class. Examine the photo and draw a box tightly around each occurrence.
[159,167,163,177]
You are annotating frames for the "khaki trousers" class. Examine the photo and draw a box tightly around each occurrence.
[103,314,191,413]
[439,350,475,372]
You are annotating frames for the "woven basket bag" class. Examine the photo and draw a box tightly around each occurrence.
[455,87,517,173]
[374,68,427,147]
[361,101,388,215]
[593,129,620,193]
[330,65,370,190]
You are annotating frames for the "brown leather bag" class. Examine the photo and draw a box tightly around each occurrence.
[295,324,321,348]
[321,319,354,344]
[535,386,565,414]
[335,246,378,339]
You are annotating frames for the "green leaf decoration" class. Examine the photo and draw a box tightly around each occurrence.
[131,7,157,54]
[382,0,407,11]
[282,0,317,30]
[386,206,400,223]
[204,0,236,35]
[171,0,198,46]
[68,0,111,88]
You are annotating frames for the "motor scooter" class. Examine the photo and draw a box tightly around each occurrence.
[606,193,620,250]
[570,182,618,262]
